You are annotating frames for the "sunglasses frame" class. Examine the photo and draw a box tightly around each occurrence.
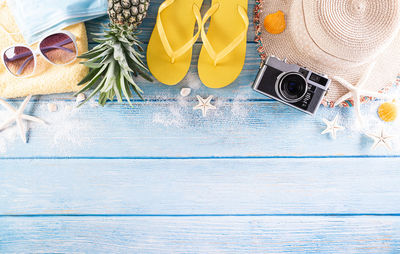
[1,30,78,78]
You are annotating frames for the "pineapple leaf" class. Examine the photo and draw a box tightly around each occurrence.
[74,65,108,96]
[92,37,112,43]
[126,51,147,70]
[123,72,144,95]
[78,49,104,59]
[76,68,99,86]
[80,44,107,56]
[76,21,151,107]
[99,92,109,106]
[100,62,116,93]
[121,70,138,89]
[117,36,131,44]
[77,78,106,107]
[130,83,144,101]
[81,61,104,69]
[77,64,106,86]
[75,72,102,95]
[113,43,134,73]
[80,48,112,62]
[122,42,144,58]
[114,66,123,103]
[126,57,152,82]
[90,32,107,37]
[91,43,108,51]
[120,72,134,107]
[136,45,144,53]
[80,63,107,85]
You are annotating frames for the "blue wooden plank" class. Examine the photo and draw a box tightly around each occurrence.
[1,158,400,214]
[0,1,398,250]
[0,96,397,157]
[1,216,399,253]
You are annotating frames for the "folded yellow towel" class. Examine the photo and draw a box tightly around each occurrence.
[0,2,88,98]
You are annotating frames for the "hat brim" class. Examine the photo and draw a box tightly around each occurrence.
[254,0,400,107]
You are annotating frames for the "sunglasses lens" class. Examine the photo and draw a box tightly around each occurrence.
[39,33,77,65]
[3,46,35,77]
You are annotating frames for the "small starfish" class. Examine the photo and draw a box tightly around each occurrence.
[334,62,394,125]
[321,114,344,139]
[0,95,46,143]
[193,95,216,117]
[366,127,396,151]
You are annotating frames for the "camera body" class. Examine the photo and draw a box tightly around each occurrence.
[252,56,331,115]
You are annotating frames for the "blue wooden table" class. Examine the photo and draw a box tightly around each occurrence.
[1,0,400,252]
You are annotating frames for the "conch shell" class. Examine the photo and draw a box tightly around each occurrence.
[264,10,286,34]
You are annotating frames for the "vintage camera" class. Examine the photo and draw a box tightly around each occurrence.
[252,56,331,115]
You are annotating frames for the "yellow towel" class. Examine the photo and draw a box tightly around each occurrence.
[0,2,88,98]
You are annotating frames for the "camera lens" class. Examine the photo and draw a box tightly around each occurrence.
[277,72,308,102]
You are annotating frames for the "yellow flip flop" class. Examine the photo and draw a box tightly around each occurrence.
[147,0,203,85]
[198,0,249,88]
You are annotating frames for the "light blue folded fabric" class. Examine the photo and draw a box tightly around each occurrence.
[7,0,107,44]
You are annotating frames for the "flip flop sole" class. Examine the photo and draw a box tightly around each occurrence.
[147,0,204,86]
[198,0,249,89]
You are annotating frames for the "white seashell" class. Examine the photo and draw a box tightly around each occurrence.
[180,88,191,97]
[47,103,58,112]
[76,93,86,103]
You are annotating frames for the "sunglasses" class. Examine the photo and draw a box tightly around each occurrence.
[1,31,78,78]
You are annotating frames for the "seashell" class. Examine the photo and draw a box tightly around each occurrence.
[76,93,86,103]
[378,101,397,122]
[264,10,286,34]
[180,87,191,97]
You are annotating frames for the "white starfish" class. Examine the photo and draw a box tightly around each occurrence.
[321,114,345,139]
[334,62,394,125]
[366,127,396,151]
[0,95,46,143]
[193,95,216,117]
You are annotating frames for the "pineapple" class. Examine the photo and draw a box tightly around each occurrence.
[75,0,152,107]
[108,0,150,28]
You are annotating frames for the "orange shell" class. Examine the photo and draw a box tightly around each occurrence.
[263,11,286,34]
[378,102,397,122]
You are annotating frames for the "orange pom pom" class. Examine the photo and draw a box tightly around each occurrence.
[263,11,286,34]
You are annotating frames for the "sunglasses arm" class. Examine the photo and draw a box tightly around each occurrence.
[17,55,34,76]
[40,38,74,54]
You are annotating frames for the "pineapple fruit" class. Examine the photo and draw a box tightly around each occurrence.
[108,0,150,28]
[75,0,152,107]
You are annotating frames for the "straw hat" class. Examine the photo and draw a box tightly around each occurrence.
[255,0,400,106]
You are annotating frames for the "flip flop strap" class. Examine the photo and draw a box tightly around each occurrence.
[201,3,248,66]
[156,0,202,64]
